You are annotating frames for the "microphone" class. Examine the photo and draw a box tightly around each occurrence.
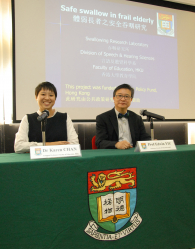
[140,109,165,121]
[37,110,49,122]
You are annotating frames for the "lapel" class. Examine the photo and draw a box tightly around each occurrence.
[109,109,118,137]
[127,110,135,144]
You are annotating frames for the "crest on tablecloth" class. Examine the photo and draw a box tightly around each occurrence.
[84,168,142,241]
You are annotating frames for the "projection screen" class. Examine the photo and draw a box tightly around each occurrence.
[13,0,195,121]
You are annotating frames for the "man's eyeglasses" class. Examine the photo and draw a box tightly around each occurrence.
[115,94,132,100]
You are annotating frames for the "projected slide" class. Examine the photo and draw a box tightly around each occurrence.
[45,0,179,109]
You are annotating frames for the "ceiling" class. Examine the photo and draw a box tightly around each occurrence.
[163,0,195,6]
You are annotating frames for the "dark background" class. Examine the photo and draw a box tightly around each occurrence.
[0,122,188,153]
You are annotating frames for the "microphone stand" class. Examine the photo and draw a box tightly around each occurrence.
[147,116,154,140]
[41,118,47,146]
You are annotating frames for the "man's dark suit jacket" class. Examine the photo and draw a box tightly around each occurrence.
[95,108,151,149]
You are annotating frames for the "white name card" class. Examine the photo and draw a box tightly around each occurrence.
[30,144,82,159]
[134,140,176,152]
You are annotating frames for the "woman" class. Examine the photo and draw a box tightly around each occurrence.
[14,82,79,153]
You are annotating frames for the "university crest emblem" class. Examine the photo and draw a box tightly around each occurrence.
[157,13,174,37]
[84,168,142,241]
[141,143,147,149]
[35,148,41,155]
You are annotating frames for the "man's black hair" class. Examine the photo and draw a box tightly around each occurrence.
[113,84,134,98]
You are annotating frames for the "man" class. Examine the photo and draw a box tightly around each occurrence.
[95,84,150,149]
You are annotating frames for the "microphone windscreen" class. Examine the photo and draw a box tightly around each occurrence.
[37,110,50,122]
[140,109,145,116]
[43,110,49,116]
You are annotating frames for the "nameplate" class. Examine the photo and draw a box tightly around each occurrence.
[134,140,176,152]
[30,144,82,159]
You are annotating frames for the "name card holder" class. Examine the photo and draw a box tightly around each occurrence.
[134,140,176,152]
[30,144,82,159]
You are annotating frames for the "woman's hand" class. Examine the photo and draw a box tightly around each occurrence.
[46,141,70,146]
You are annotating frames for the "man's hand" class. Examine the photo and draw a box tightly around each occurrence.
[46,141,70,146]
[115,140,133,150]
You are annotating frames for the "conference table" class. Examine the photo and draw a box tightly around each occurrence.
[0,145,195,249]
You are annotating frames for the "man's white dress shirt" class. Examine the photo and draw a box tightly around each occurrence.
[115,109,133,146]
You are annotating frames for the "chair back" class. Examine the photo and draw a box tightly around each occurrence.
[92,136,97,149]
